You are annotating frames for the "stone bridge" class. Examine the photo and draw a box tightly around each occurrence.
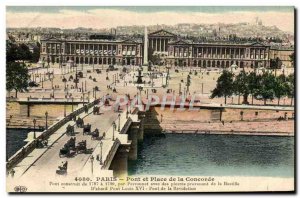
[6,96,145,184]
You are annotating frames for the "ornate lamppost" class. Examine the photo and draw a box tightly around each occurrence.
[64,95,67,117]
[45,111,48,130]
[90,155,94,174]
[33,119,37,139]
[99,141,103,165]
[71,97,74,112]
[112,121,116,141]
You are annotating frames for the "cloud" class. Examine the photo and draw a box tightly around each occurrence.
[6,8,294,33]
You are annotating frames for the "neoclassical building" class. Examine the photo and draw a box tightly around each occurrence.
[40,37,143,66]
[40,29,293,68]
[148,29,271,68]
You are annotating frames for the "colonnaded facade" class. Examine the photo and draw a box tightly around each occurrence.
[40,38,143,66]
[40,29,293,68]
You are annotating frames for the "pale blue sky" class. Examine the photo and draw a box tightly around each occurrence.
[6,6,294,32]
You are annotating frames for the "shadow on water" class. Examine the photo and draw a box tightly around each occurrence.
[128,133,294,178]
[6,128,43,160]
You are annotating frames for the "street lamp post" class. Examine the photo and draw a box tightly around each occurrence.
[45,111,48,130]
[118,113,121,132]
[71,97,74,112]
[64,96,67,117]
[99,141,103,165]
[90,155,94,174]
[33,119,36,139]
[112,121,116,141]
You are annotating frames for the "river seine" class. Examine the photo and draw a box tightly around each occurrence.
[128,134,294,178]
[7,129,294,178]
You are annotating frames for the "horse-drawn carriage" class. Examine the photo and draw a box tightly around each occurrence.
[66,137,76,150]
[59,137,76,158]
[56,161,68,175]
[76,140,87,154]
[76,117,84,128]
[66,124,75,136]
[36,139,48,148]
[59,145,71,158]
[83,124,92,135]
[93,106,100,115]
[91,128,100,140]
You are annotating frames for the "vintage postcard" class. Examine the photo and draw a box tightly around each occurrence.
[6,6,295,193]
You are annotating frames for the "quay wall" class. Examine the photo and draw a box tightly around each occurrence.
[143,106,294,136]
[6,101,78,128]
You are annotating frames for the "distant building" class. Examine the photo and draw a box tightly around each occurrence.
[39,29,294,68]
[269,47,294,68]
[149,29,271,68]
[40,37,143,66]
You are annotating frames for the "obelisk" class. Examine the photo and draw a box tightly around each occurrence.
[143,26,148,65]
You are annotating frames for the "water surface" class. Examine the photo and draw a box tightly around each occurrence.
[129,134,294,177]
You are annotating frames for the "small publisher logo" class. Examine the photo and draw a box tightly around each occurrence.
[14,186,27,193]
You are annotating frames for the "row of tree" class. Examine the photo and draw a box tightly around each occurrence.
[6,41,40,63]
[6,41,40,98]
[211,70,294,106]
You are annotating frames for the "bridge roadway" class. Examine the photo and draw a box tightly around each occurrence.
[7,103,136,182]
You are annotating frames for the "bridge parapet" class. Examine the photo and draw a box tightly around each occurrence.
[6,96,103,171]
[101,138,121,170]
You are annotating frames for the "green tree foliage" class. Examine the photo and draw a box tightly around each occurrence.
[148,47,162,65]
[6,41,39,63]
[31,42,41,63]
[233,70,249,104]
[247,71,260,105]
[287,73,294,106]
[270,57,282,69]
[6,61,30,98]
[289,53,294,67]
[18,43,32,61]
[254,72,276,105]
[212,70,294,106]
[273,74,289,105]
[6,41,33,98]
[210,70,234,104]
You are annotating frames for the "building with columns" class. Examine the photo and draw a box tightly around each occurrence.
[40,29,293,68]
[148,30,271,68]
[40,37,143,66]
